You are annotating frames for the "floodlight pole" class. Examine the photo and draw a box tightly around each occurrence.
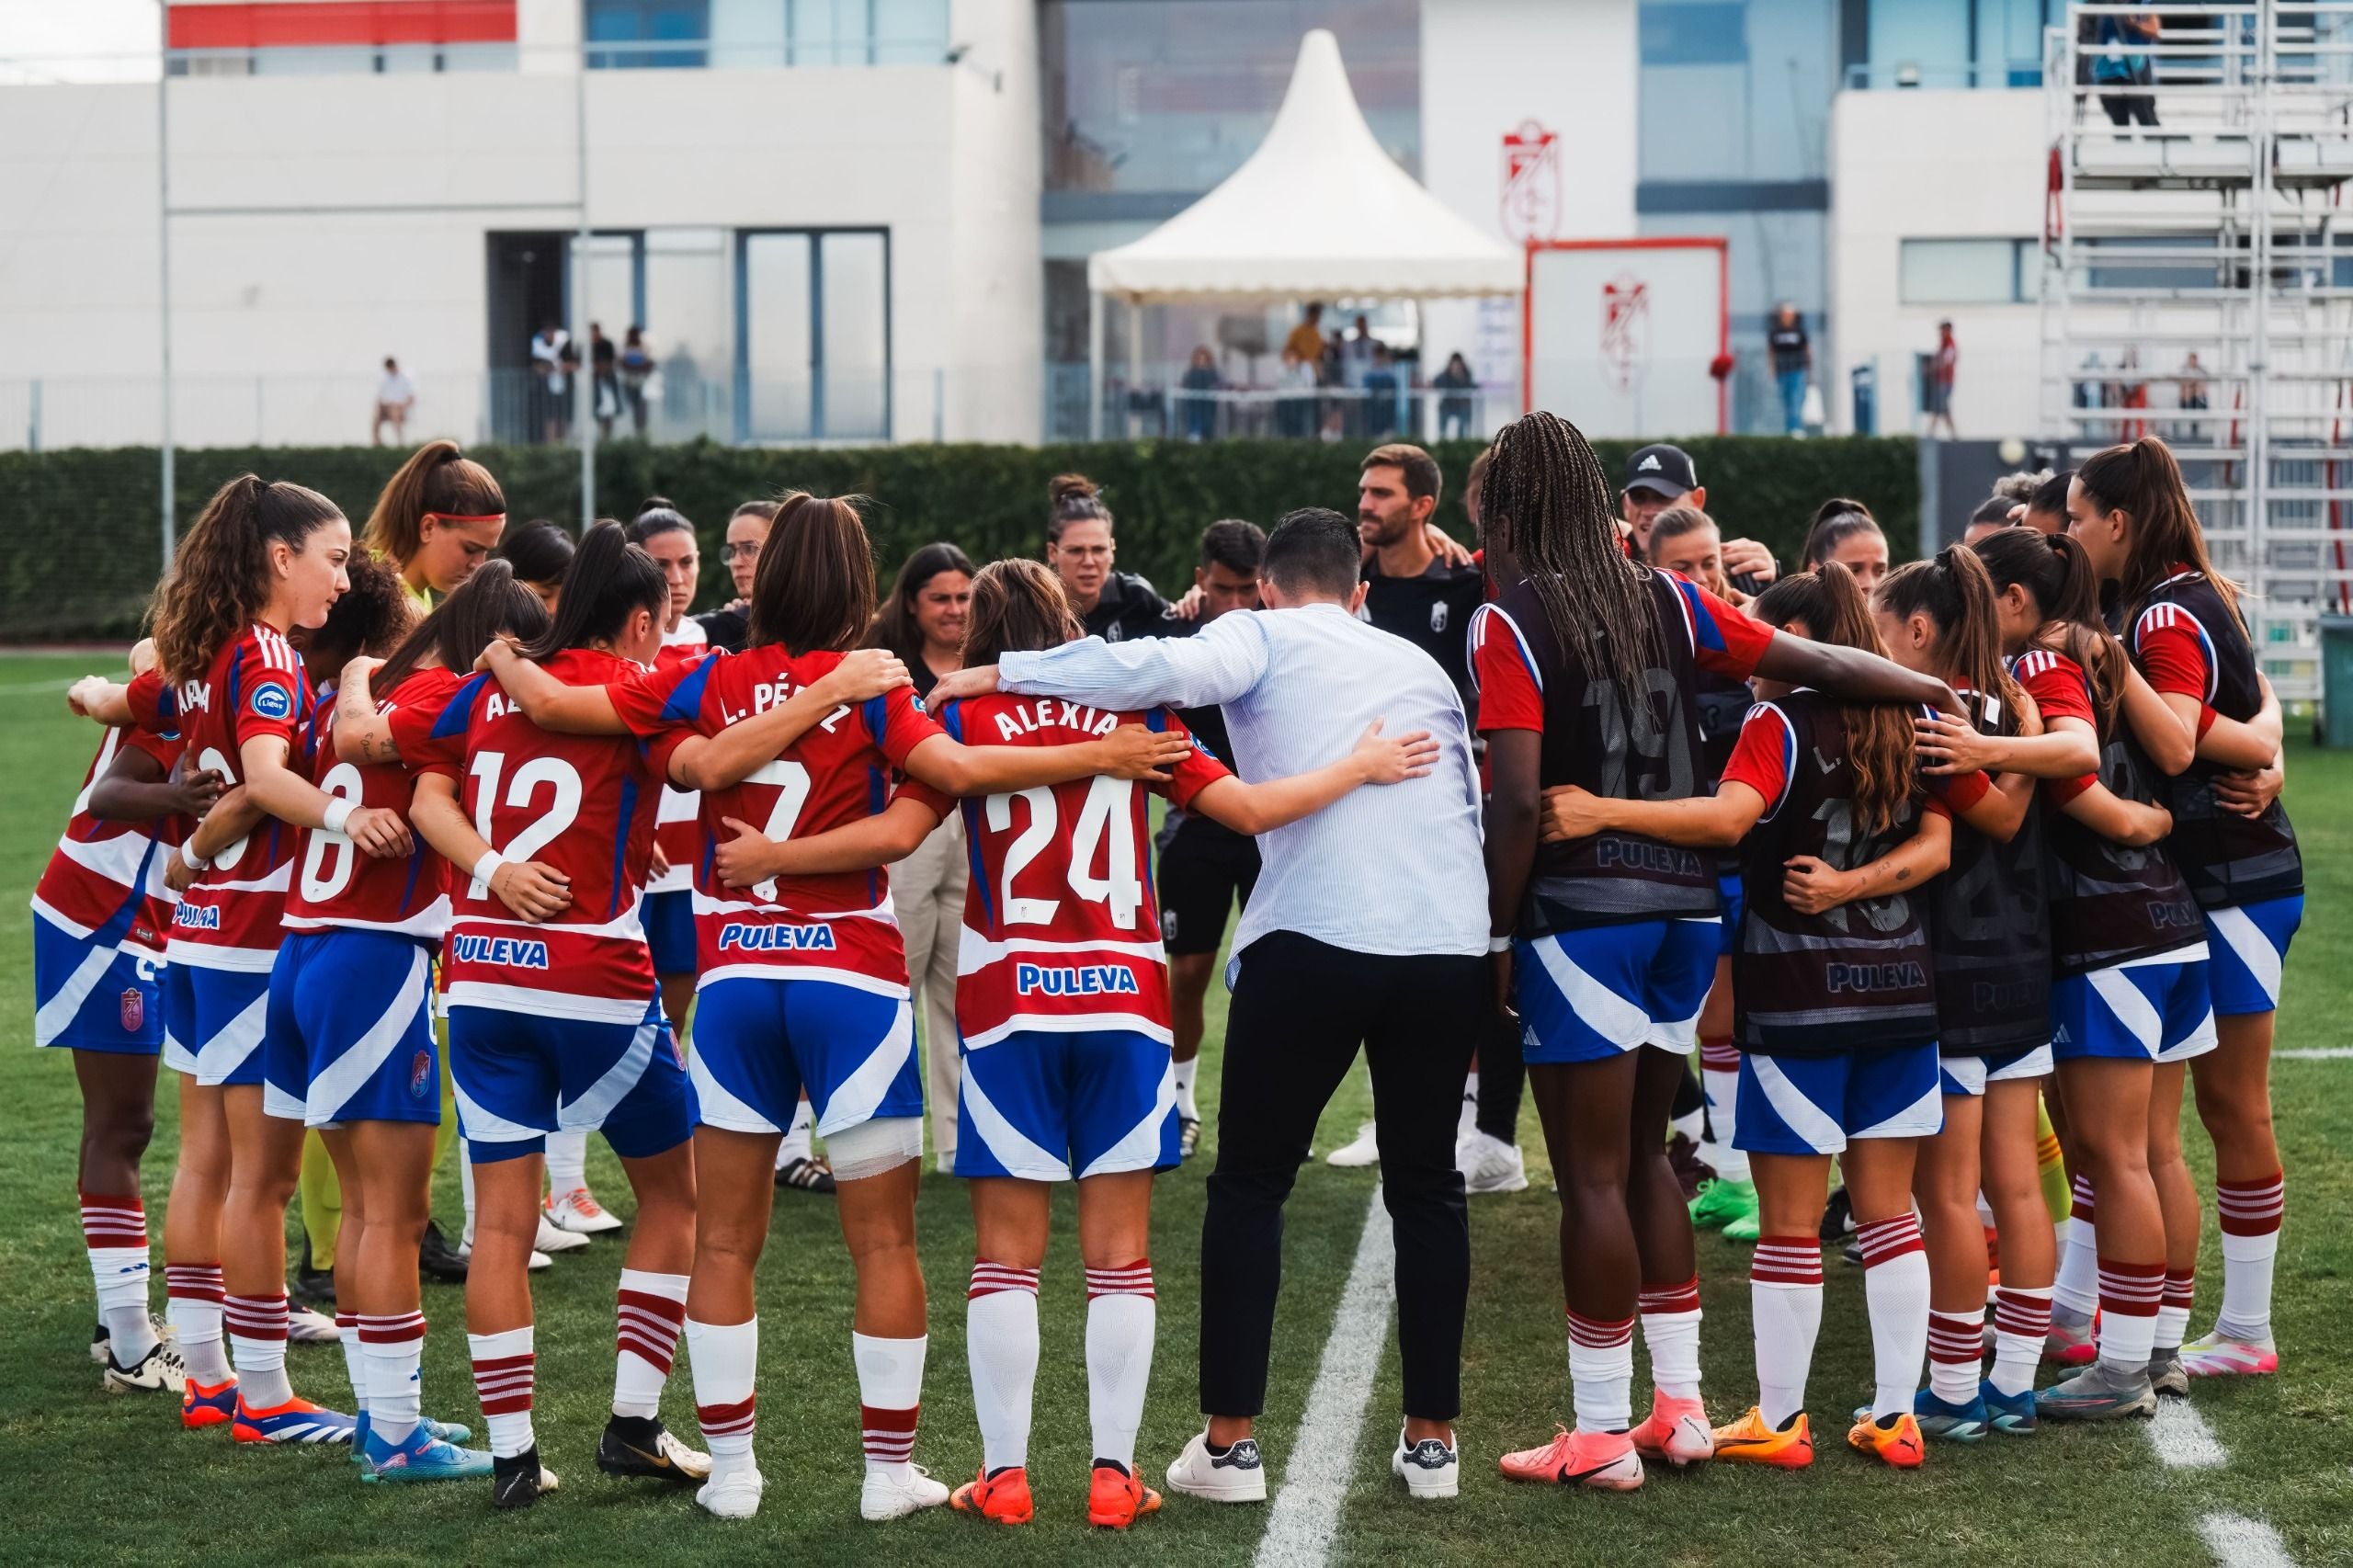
[156,4,175,567]
[574,45,596,532]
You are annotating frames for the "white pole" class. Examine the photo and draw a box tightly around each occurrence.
[574,46,596,530]
[1087,290,1104,441]
[156,4,175,567]
[1126,298,1142,438]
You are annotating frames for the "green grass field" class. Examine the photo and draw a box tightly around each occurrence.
[1,649,2347,1567]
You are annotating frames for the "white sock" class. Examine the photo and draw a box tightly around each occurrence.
[1085,1261,1156,1471]
[1858,1215,1930,1419]
[2096,1258,2163,1369]
[967,1262,1040,1472]
[2155,1268,2194,1355]
[777,1098,815,1169]
[1636,1277,1702,1402]
[165,1265,230,1384]
[546,1130,588,1199]
[459,1141,477,1240]
[1459,1069,1481,1137]
[685,1316,759,1477]
[1927,1311,1981,1404]
[2218,1231,2279,1341]
[470,1324,537,1458]
[1172,1058,1200,1122]
[82,1192,158,1362]
[1566,1311,1634,1434]
[335,1312,369,1413]
[360,1311,426,1445]
[1699,1062,1748,1180]
[615,1268,688,1419]
[2053,1178,2099,1323]
[225,1292,292,1408]
[853,1332,926,1481]
[1990,1287,2052,1397]
[1753,1236,1824,1427]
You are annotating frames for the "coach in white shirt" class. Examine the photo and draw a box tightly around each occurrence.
[932,507,1487,1500]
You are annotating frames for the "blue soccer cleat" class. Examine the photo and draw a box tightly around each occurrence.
[1980,1381,2038,1434]
[1911,1388,1988,1442]
[350,1410,476,1463]
[232,1392,358,1446]
[360,1421,494,1483]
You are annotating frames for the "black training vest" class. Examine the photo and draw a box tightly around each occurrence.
[1928,687,2052,1054]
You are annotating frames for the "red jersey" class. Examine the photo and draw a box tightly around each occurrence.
[647,642,706,897]
[938,697,1228,1048]
[607,646,947,994]
[426,650,666,1022]
[282,668,455,941]
[32,725,188,959]
[131,624,310,972]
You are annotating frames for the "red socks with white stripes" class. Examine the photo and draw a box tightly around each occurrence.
[165,1261,231,1385]
[686,1315,758,1483]
[81,1191,157,1365]
[1751,1236,1824,1427]
[1857,1214,1929,1420]
[614,1269,688,1419]
[1085,1260,1155,1471]
[968,1260,1040,1473]
[2216,1169,2284,1341]
[854,1330,927,1482]
[470,1325,538,1458]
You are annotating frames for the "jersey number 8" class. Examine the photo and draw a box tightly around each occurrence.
[298,762,367,903]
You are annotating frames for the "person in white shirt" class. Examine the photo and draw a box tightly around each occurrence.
[373,357,415,447]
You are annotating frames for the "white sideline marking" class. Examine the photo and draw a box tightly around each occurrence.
[2150,1400,2227,1469]
[1252,1183,1396,1568]
[2199,1512,2298,1568]
[0,678,78,697]
[2273,1049,2353,1062]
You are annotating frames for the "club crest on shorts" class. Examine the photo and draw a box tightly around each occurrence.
[409,1049,432,1099]
[119,988,144,1032]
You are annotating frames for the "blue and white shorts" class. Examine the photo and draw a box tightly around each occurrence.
[1938,1042,2054,1098]
[33,912,163,1055]
[688,975,922,1140]
[644,889,696,976]
[164,962,271,1086]
[2203,895,2302,1018]
[1735,1042,1944,1155]
[262,930,438,1128]
[955,1028,1177,1183]
[1515,918,1719,1066]
[1716,871,1745,960]
[2052,946,2215,1065]
[449,994,694,1163]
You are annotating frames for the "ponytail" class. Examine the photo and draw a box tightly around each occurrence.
[518,519,665,661]
[1752,562,1915,835]
[1875,545,2028,726]
[1971,527,2128,727]
[2075,436,2244,631]
[151,473,346,684]
[362,439,506,567]
[374,559,551,696]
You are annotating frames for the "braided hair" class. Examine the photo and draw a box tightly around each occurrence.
[1480,411,1661,710]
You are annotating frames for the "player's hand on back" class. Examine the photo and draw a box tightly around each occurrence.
[1099,723,1193,782]
[1540,784,1609,842]
[712,816,778,889]
[2214,756,2285,818]
[488,859,571,923]
[1425,523,1473,567]
[347,805,414,859]
[1914,712,1996,774]
[817,646,912,705]
[1721,538,1778,583]
[1780,854,1851,915]
[1351,718,1438,784]
[927,664,1000,704]
[171,767,226,819]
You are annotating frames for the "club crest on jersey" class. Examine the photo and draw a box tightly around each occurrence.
[1430,601,1450,635]
[174,903,221,930]
[408,1050,432,1100]
[249,684,292,722]
[1826,960,1927,994]
[1015,962,1141,997]
[993,699,1119,741]
[120,988,144,1032]
[717,921,837,952]
[449,934,550,969]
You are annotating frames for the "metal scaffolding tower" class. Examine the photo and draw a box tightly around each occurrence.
[2041,2,2353,699]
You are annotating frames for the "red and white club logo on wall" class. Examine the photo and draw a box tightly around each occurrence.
[1500,119,1561,244]
[1600,273,1650,393]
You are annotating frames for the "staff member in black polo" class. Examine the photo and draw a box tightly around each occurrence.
[1045,472,1173,642]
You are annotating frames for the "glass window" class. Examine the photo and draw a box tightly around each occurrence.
[1900,238,2029,303]
[737,230,892,441]
[820,232,890,437]
[743,233,814,440]
[871,0,950,65]
[643,229,732,438]
[1868,0,1968,86]
[1638,0,1836,183]
[710,0,789,67]
[585,0,710,68]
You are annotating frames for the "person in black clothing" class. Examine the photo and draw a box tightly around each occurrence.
[693,498,780,652]
[1357,444,1485,713]
[868,540,976,700]
[589,322,620,439]
[1769,303,1811,436]
[1046,472,1172,642]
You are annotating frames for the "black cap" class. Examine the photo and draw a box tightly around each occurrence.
[1624,443,1698,500]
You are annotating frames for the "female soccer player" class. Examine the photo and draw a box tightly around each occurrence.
[1472,413,1958,1492]
[497,520,574,613]
[724,558,1434,1528]
[2069,438,2298,1381]
[478,496,1193,1524]
[1802,505,1892,595]
[363,440,508,605]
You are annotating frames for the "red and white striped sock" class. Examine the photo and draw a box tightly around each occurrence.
[1927,1310,1984,1405]
[1085,1260,1155,1471]
[2095,1258,2164,1369]
[685,1315,758,1478]
[2216,1169,2283,1340]
[224,1291,292,1407]
[1566,1308,1635,1434]
[80,1190,156,1361]
[1699,1040,1747,1182]
[1752,1236,1824,1428]
[469,1325,537,1458]
[1858,1214,1929,1420]
[2154,1267,2195,1355]
[1989,1285,2052,1397]
[335,1312,369,1413]
[968,1260,1040,1473]
[165,1262,230,1384]
[853,1331,926,1481]
[2052,1175,2100,1322]
[1638,1275,1702,1402]
[613,1268,688,1419]
[358,1311,426,1445]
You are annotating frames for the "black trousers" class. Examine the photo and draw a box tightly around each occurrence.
[1199,930,1480,1422]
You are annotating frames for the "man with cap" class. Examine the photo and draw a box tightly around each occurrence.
[1619,442,1779,593]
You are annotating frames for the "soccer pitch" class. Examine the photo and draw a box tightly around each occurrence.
[2,649,2347,1567]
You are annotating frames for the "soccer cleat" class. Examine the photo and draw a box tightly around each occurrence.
[533,1214,589,1256]
[1665,1131,1713,1199]
[1847,1411,1926,1468]
[1711,1407,1813,1469]
[232,1392,358,1445]
[360,1422,494,1483]
[2178,1327,2278,1378]
[104,1339,187,1396]
[1909,1389,1987,1442]
[2148,1351,2190,1399]
[1820,1186,1856,1243]
[1177,1117,1202,1160]
[1979,1381,2038,1434]
[492,1445,559,1510]
[1165,1430,1268,1504]
[1498,1426,1643,1491]
[859,1463,950,1520]
[1720,1211,1761,1244]
[1324,1123,1381,1168]
[696,1466,765,1519]
[1629,1392,1714,1467]
[287,1303,342,1344]
[545,1186,623,1235]
[596,1414,711,1482]
[1456,1131,1529,1195]
[1390,1426,1461,1499]
[182,1376,239,1430]
[2040,1360,2157,1422]
[418,1221,469,1283]
[774,1155,836,1194]
[1088,1462,1163,1527]
[92,1313,176,1364]
[951,1466,1035,1526]
[1688,1176,1758,1233]
[2044,1312,2098,1367]
[351,1411,474,1463]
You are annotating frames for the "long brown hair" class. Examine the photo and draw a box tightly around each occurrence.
[1752,562,1915,835]
[361,439,505,565]
[961,559,1083,669]
[868,541,978,664]
[1971,527,2129,728]
[151,474,347,684]
[1875,545,2027,724]
[518,520,665,661]
[749,494,875,654]
[2075,436,2244,631]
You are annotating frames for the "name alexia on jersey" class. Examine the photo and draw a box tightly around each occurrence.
[985,699,1124,741]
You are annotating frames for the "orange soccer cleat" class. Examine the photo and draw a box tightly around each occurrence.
[950,1466,1034,1526]
[1709,1407,1814,1469]
[1846,1410,1926,1469]
[1086,1463,1162,1528]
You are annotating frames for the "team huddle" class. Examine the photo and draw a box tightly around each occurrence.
[30,410,2298,1526]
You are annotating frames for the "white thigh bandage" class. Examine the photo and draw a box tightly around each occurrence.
[824,1115,924,1183]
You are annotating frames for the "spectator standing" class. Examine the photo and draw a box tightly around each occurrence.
[589,322,620,439]
[1434,352,1477,441]
[372,357,415,447]
[1277,347,1317,437]
[1365,346,1402,438]
[1180,347,1222,442]
[1768,303,1811,436]
[620,324,655,437]
[1927,320,1959,439]
[529,319,571,443]
[1283,301,1327,366]
[1045,473,1171,642]
[2177,350,2210,443]
[1620,442,1780,598]
[2094,11,2161,127]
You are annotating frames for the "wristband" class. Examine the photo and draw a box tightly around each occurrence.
[472,848,509,884]
[179,840,212,873]
[321,798,356,835]
[1487,935,1514,954]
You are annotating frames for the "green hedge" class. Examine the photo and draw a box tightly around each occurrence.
[0,437,1918,642]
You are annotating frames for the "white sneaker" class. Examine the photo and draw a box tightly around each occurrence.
[1391,1426,1460,1499]
[859,1463,950,1520]
[103,1338,187,1395]
[1456,1131,1529,1195]
[463,1229,552,1272]
[288,1304,342,1344]
[545,1186,623,1235]
[697,1465,765,1519]
[1165,1429,1268,1503]
[534,1215,590,1255]
[528,1249,552,1272]
[1324,1123,1381,1168]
